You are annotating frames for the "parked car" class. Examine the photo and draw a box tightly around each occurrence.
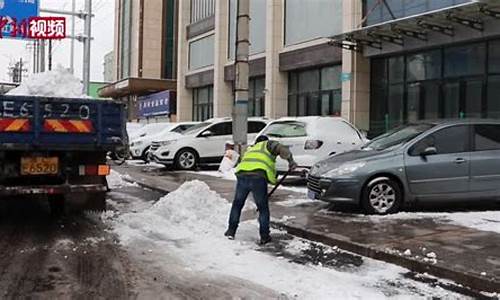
[256,117,368,174]
[128,122,170,141]
[126,122,144,139]
[150,117,268,170]
[130,122,198,161]
[307,119,500,215]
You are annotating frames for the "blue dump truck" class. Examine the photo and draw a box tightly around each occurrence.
[0,95,127,214]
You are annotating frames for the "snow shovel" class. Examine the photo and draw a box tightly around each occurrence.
[255,171,290,213]
[268,171,291,198]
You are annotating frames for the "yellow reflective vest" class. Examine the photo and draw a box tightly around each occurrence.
[236,141,277,185]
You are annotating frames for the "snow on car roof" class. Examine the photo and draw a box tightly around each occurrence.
[270,116,347,124]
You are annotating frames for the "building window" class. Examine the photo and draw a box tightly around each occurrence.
[189,35,215,70]
[285,0,343,46]
[191,0,215,23]
[370,39,500,138]
[193,86,213,121]
[248,77,265,117]
[120,0,132,79]
[288,66,342,117]
[228,0,266,59]
[163,0,176,79]
[363,0,471,26]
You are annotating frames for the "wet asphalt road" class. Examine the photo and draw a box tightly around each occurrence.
[0,179,486,299]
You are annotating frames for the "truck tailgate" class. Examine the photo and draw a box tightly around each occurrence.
[0,96,126,151]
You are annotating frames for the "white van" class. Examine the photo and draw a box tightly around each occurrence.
[256,117,368,173]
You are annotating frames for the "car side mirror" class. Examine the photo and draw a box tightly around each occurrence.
[421,146,437,157]
[200,130,214,137]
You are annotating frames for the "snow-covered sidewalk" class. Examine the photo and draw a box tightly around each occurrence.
[105,179,467,299]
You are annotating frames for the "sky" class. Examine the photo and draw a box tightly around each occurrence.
[0,0,114,83]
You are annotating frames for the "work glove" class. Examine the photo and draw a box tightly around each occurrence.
[288,161,298,171]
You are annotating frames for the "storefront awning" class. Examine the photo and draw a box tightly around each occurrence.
[98,77,177,99]
[329,0,500,53]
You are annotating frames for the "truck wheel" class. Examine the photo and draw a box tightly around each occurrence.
[175,149,198,170]
[49,195,65,217]
[362,177,402,215]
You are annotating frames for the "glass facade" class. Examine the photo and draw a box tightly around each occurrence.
[120,0,132,79]
[228,0,266,59]
[288,66,342,116]
[370,40,500,137]
[189,35,215,70]
[285,0,343,46]
[191,0,215,23]
[193,86,214,121]
[248,77,265,117]
[364,0,471,26]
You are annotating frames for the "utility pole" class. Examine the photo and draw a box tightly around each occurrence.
[39,40,46,73]
[8,58,27,83]
[40,2,93,93]
[232,0,250,154]
[33,40,38,73]
[48,40,53,71]
[82,0,92,95]
[70,0,75,74]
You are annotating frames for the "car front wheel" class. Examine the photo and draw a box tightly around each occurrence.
[362,178,402,215]
[175,149,198,170]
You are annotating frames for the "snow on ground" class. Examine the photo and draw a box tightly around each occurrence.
[367,211,500,235]
[275,197,318,207]
[277,185,308,195]
[7,66,88,98]
[109,180,465,299]
[107,170,139,189]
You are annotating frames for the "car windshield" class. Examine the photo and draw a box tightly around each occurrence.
[181,122,212,135]
[363,123,435,151]
[263,121,307,138]
[170,124,196,133]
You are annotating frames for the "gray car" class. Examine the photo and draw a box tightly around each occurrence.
[307,119,500,215]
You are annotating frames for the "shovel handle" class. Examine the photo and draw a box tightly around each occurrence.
[267,171,290,198]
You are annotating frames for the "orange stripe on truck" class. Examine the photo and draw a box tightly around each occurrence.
[43,119,93,133]
[0,118,31,132]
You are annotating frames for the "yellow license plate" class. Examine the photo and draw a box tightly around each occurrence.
[21,157,59,175]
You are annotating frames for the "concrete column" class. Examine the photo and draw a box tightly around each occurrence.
[176,0,193,122]
[341,0,370,131]
[213,0,234,118]
[265,0,288,119]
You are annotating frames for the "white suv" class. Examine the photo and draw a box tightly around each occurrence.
[256,116,368,174]
[151,118,268,170]
[129,122,198,161]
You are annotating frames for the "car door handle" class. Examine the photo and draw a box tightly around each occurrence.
[454,158,467,164]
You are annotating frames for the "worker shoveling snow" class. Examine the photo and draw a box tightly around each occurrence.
[109,180,464,299]
[7,66,88,98]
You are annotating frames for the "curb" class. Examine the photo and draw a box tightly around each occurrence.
[271,220,500,296]
[119,172,500,296]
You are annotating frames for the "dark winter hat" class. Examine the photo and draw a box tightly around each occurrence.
[255,135,269,143]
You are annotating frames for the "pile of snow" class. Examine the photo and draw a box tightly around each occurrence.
[7,66,88,98]
[111,180,462,299]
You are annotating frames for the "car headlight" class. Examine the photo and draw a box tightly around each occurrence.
[324,161,366,177]
[159,140,175,146]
